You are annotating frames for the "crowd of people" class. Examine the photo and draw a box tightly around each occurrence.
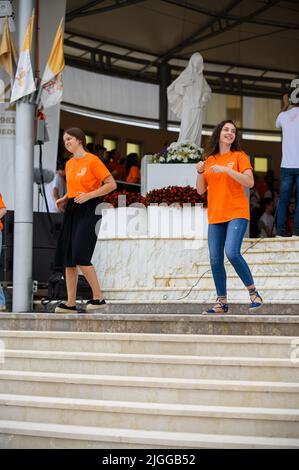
[250,169,295,238]
[84,143,141,184]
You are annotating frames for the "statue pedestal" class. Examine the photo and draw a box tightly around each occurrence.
[142,163,196,195]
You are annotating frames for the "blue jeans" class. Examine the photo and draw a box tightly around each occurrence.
[0,232,5,307]
[208,218,254,298]
[276,168,299,235]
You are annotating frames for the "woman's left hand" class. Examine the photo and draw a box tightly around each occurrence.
[74,192,91,204]
[210,164,228,173]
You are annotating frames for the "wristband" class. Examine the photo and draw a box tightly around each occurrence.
[197,170,204,174]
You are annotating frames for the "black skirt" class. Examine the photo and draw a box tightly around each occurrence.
[55,198,101,268]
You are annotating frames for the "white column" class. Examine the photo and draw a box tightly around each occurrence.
[13,0,37,312]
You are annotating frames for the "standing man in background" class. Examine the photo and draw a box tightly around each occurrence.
[276,84,299,237]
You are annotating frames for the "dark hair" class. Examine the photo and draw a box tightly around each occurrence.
[63,128,87,147]
[203,120,241,160]
[126,153,139,173]
[56,160,66,171]
[262,197,274,210]
[86,142,95,152]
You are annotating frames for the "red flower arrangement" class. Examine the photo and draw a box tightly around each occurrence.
[102,186,207,207]
[101,189,146,208]
[144,186,207,207]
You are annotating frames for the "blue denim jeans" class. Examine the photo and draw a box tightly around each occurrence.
[0,232,5,307]
[208,218,254,298]
[276,167,299,235]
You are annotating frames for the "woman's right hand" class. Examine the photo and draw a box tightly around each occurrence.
[196,161,205,174]
[56,197,67,213]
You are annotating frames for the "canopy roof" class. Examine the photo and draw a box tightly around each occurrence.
[65,0,299,98]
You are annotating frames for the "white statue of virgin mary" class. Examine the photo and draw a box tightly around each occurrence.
[167,52,211,147]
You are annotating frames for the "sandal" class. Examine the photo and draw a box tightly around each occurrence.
[202,296,229,315]
[248,288,263,313]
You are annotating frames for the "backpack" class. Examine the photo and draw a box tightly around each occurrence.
[47,271,67,301]
[41,271,93,309]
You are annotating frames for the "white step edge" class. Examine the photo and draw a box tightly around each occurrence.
[0,420,298,448]
[1,394,299,422]
[1,331,298,344]
[4,349,299,367]
[0,370,298,393]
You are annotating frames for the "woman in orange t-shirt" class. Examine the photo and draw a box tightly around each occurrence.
[0,193,7,311]
[196,120,263,314]
[54,128,117,313]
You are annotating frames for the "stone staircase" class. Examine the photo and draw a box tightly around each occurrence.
[0,330,299,448]
[94,238,299,302]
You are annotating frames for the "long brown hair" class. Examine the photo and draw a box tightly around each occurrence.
[203,120,241,160]
[63,128,87,147]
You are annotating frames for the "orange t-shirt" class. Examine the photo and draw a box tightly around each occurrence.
[204,151,252,224]
[0,193,6,231]
[126,166,140,184]
[66,153,111,198]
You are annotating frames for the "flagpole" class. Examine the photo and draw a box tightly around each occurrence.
[13,0,37,312]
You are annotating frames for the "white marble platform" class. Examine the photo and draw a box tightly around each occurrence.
[92,211,299,303]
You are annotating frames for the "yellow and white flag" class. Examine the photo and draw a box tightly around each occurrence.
[0,16,17,80]
[10,10,36,103]
[40,17,65,109]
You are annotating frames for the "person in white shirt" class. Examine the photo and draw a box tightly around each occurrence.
[42,162,67,213]
[52,162,67,209]
[276,86,299,237]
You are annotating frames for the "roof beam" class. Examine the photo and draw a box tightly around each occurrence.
[64,38,153,66]
[66,1,105,22]
[160,0,299,31]
[156,0,244,61]
[161,0,282,59]
[64,30,298,76]
[137,0,281,75]
[66,0,145,22]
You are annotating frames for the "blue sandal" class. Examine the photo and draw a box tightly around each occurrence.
[202,297,229,315]
[249,288,263,313]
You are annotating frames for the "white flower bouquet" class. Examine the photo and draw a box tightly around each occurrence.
[151,141,203,164]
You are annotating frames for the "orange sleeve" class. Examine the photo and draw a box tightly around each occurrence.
[90,157,111,183]
[237,152,252,173]
[0,194,6,209]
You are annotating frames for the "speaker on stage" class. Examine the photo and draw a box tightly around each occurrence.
[0,211,14,283]
[0,211,64,284]
[32,212,63,283]
[2,210,14,248]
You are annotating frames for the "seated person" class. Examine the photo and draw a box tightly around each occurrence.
[126,153,140,184]
[258,198,276,238]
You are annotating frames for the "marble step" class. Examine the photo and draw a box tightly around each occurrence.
[1,394,299,438]
[1,420,299,448]
[167,261,299,276]
[102,287,299,302]
[0,370,298,409]
[168,249,299,266]
[0,331,295,358]
[241,239,299,248]
[1,313,299,336]
[154,272,299,289]
[2,350,299,382]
